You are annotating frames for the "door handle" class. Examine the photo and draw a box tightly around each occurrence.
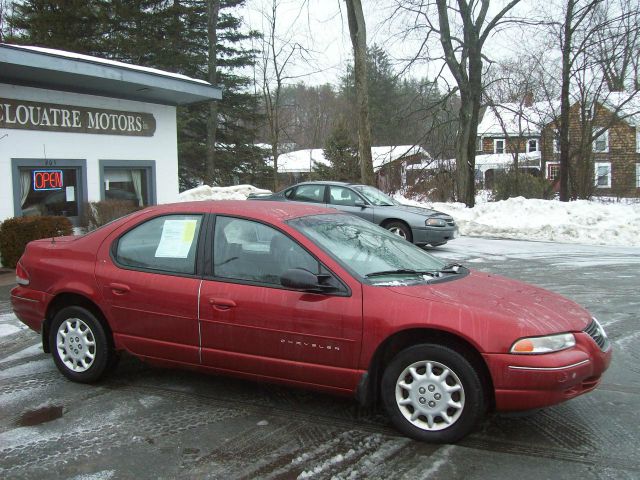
[208,298,236,310]
[109,282,131,295]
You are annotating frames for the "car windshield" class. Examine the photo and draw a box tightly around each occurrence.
[288,214,447,284]
[351,185,396,206]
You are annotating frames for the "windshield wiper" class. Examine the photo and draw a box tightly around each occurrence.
[365,269,437,278]
[439,263,465,274]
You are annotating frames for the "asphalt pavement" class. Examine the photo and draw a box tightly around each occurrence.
[1,237,639,479]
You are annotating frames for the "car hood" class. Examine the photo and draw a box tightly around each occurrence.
[383,204,449,218]
[387,269,591,335]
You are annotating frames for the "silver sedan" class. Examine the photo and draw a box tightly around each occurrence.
[248,181,457,247]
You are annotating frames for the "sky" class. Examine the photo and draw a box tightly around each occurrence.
[240,0,549,87]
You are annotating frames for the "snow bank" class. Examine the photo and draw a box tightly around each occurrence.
[177,184,271,202]
[397,195,640,247]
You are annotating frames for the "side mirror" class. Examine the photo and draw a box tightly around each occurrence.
[280,268,337,294]
[354,199,367,208]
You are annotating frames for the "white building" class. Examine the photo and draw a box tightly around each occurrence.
[0,44,221,226]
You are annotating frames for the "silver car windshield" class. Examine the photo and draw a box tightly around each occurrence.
[288,214,445,282]
[351,185,395,206]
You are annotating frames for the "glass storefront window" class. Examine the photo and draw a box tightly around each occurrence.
[104,168,149,206]
[20,168,79,218]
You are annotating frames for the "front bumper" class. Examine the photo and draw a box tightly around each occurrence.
[412,225,457,246]
[10,285,51,333]
[483,332,612,411]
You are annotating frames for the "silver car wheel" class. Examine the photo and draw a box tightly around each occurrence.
[388,226,407,239]
[56,318,97,372]
[395,360,465,431]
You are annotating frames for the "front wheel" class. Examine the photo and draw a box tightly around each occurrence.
[49,306,114,383]
[381,344,486,443]
[385,221,413,243]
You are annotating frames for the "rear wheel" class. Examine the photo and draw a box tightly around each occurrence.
[381,343,486,443]
[49,306,113,383]
[385,221,413,243]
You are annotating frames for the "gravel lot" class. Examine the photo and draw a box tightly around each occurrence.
[1,237,639,479]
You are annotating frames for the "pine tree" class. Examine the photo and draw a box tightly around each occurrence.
[313,117,360,182]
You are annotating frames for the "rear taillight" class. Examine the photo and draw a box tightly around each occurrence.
[16,262,30,286]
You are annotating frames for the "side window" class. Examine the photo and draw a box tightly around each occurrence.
[284,188,295,199]
[116,214,203,274]
[291,184,325,203]
[329,186,360,206]
[214,216,319,285]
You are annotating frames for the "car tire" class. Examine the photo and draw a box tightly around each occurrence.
[49,306,113,383]
[385,221,413,242]
[381,343,486,443]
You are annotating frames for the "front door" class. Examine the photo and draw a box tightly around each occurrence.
[95,213,205,364]
[198,215,363,392]
[326,185,375,222]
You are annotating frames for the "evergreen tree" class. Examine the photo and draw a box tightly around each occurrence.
[313,117,359,182]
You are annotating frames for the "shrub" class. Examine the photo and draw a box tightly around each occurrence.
[492,169,554,201]
[82,200,141,231]
[0,216,73,268]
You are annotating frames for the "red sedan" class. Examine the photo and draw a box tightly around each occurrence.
[11,201,611,442]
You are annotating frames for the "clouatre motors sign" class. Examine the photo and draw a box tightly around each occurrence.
[0,98,156,136]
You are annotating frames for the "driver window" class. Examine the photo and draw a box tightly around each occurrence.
[213,216,319,285]
[329,186,360,206]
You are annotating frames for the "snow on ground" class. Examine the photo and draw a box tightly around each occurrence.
[177,184,271,202]
[397,195,640,247]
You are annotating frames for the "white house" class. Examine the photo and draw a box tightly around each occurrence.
[0,44,221,226]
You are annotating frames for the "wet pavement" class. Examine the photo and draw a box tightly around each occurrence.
[1,236,639,479]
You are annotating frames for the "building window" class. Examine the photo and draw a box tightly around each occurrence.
[594,162,611,188]
[547,162,560,180]
[494,139,505,154]
[553,129,560,153]
[476,136,483,153]
[636,127,640,153]
[527,138,539,152]
[19,167,80,218]
[100,160,155,207]
[104,168,149,206]
[636,163,640,188]
[592,128,609,153]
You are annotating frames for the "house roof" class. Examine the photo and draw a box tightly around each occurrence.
[602,91,640,127]
[0,43,222,105]
[271,145,430,173]
[477,102,557,137]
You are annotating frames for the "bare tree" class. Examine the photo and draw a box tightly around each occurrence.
[591,0,640,92]
[345,0,375,186]
[258,0,314,190]
[206,0,221,186]
[391,0,522,207]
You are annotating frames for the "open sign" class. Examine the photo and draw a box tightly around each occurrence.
[33,170,64,191]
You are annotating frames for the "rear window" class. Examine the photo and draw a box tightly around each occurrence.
[115,214,203,275]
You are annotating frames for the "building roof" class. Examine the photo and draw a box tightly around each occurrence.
[477,102,557,137]
[0,44,222,106]
[272,145,430,173]
[602,91,640,127]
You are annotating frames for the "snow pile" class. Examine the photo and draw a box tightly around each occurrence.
[397,195,640,247]
[177,184,271,202]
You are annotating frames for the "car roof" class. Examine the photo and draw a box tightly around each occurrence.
[151,200,337,222]
[292,181,351,187]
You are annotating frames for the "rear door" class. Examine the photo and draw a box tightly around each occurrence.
[197,215,363,392]
[289,184,326,204]
[95,212,206,364]
[326,185,375,222]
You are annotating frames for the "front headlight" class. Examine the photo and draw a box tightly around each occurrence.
[426,218,446,227]
[510,333,576,354]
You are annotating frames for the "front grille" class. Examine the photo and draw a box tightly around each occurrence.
[584,319,610,351]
